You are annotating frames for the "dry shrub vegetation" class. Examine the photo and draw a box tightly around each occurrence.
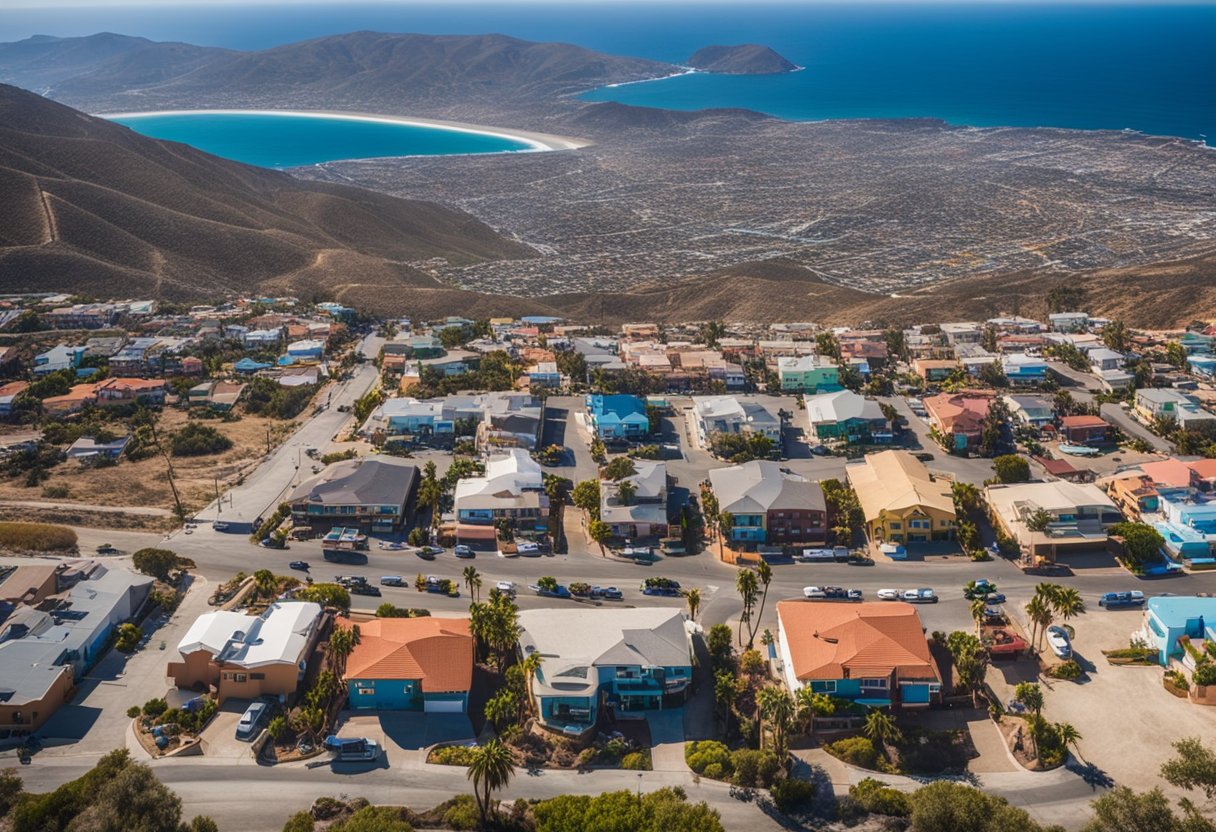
[0,521,77,551]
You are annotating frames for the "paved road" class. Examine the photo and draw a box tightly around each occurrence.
[1099,402,1173,454]
[193,334,384,531]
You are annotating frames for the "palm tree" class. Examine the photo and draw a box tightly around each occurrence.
[735,567,759,647]
[462,566,482,603]
[970,597,988,634]
[253,568,276,600]
[756,686,795,756]
[1052,586,1085,631]
[795,688,835,740]
[520,652,543,719]
[1025,595,1052,655]
[683,587,702,622]
[1014,681,1044,718]
[718,511,735,559]
[952,481,980,514]
[863,709,903,759]
[1056,722,1083,761]
[467,739,515,826]
[326,623,360,682]
[749,560,773,649]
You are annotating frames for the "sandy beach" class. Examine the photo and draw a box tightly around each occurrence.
[98,108,592,152]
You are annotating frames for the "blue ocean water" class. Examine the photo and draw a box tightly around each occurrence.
[107,112,533,168]
[6,3,1213,144]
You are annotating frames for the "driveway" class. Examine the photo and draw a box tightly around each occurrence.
[199,701,256,760]
[1100,403,1173,453]
[647,709,687,772]
[337,711,474,766]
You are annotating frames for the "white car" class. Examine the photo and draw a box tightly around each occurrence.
[902,588,938,604]
[1046,625,1072,659]
[495,580,517,596]
[877,588,902,601]
[803,586,827,599]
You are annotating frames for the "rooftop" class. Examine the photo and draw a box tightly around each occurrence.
[777,600,938,682]
[339,616,473,693]
[177,602,322,669]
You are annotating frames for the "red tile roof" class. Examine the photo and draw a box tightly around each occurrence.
[339,617,473,694]
[1059,415,1109,429]
[777,601,939,683]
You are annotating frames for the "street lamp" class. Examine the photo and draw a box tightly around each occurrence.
[636,771,643,804]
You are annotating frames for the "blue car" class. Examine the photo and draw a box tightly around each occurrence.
[1098,590,1146,609]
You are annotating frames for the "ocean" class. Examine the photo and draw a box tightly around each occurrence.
[107,111,534,168]
[5,3,1214,145]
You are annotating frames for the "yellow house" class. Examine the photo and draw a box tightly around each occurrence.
[847,450,957,544]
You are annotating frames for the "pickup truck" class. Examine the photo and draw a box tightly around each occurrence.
[590,586,624,600]
[1098,590,1146,609]
[324,736,381,761]
[640,579,681,597]
[529,583,571,599]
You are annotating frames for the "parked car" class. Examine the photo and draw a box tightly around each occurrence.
[212,521,230,532]
[640,577,681,596]
[1046,625,1072,659]
[517,542,542,556]
[902,588,938,604]
[379,576,405,587]
[235,701,268,741]
[876,588,901,601]
[803,586,827,599]
[350,584,381,597]
[495,580,517,596]
[454,544,475,558]
[324,735,381,761]
[415,546,443,559]
[378,541,407,551]
[95,543,118,555]
[288,561,310,571]
[1099,590,1146,609]
[964,579,998,600]
[984,592,1007,604]
[810,444,831,456]
[529,583,571,598]
[590,586,623,600]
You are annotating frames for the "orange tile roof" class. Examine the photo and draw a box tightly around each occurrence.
[339,617,473,693]
[0,381,29,397]
[923,392,992,434]
[101,377,165,391]
[777,600,939,683]
[1187,459,1216,481]
[1059,415,1109,429]
[1140,459,1196,490]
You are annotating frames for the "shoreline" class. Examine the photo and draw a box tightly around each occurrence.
[97,108,593,153]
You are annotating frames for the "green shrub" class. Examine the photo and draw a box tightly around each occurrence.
[113,623,142,653]
[281,811,316,832]
[132,547,179,580]
[169,422,233,457]
[850,777,912,817]
[621,751,651,770]
[825,736,879,769]
[0,522,76,552]
[126,706,141,719]
[440,794,480,831]
[429,744,477,766]
[730,748,781,788]
[685,740,733,777]
[702,762,727,781]
[142,698,168,718]
[41,485,71,499]
[1048,660,1083,680]
[1194,663,1216,687]
[770,777,815,814]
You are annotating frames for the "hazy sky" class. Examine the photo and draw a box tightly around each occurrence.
[9,0,1210,6]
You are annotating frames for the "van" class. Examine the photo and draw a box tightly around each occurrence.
[380,576,405,587]
[516,542,541,556]
[236,701,267,741]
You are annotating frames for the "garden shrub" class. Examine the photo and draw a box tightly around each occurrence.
[1194,663,1216,687]
[730,748,781,788]
[825,736,879,769]
[429,744,477,766]
[169,422,233,457]
[702,762,727,781]
[113,623,142,653]
[1048,660,1083,680]
[769,777,815,814]
[685,740,732,778]
[621,751,651,770]
[850,777,912,817]
[126,706,141,719]
[142,698,168,718]
[440,794,480,831]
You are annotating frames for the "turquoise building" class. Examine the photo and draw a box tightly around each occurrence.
[1137,597,1216,667]
[585,394,651,440]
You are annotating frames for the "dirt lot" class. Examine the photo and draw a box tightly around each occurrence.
[0,402,313,516]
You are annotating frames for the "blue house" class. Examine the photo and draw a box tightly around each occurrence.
[341,617,473,713]
[517,608,693,734]
[1188,355,1216,379]
[33,344,86,376]
[1137,596,1216,667]
[1001,353,1049,386]
[235,357,273,374]
[585,394,650,440]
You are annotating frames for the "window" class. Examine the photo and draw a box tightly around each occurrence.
[860,678,889,689]
[811,680,837,694]
[251,673,266,681]
[235,674,247,683]
[889,522,901,530]
[358,688,375,696]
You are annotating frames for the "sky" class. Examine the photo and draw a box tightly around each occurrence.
[8,0,1212,6]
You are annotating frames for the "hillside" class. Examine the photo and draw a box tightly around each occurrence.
[0,32,676,118]
[0,84,535,301]
[687,44,798,75]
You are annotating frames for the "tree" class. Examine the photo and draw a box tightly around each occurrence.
[863,709,903,757]
[816,331,841,360]
[327,623,360,681]
[993,454,1031,483]
[1047,283,1087,313]
[602,457,637,481]
[253,568,277,599]
[978,396,1012,458]
[572,479,601,519]
[947,631,989,706]
[297,582,351,613]
[706,624,733,669]
[1110,522,1166,571]
[1052,586,1086,626]
[462,565,482,602]
[735,567,759,648]
[1056,723,1083,761]
[588,519,612,556]
[795,688,835,739]
[1083,786,1209,832]
[616,479,637,506]
[483,689,518,732]
[1024,596,1053,654]
[714,671,739,727]
[467,739,515,826]
[748,560,773,650]
[952,481,981,514]
[684,587,702,622]
[978,361,1008,389]
[718,511,734,560]
[1014,682,1045,752]
[756,686,795,756]
[520,652,543,718]
[131,547,178,580]
[1102,319,1129,352]
[1026,508,1053,533]
[956,519,979,552]
[533,787,725,832]
[1161,737,1216,800]
[0,768,23,818]
[910,781,1047,832]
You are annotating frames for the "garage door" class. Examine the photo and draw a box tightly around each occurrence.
[424,699,464,713]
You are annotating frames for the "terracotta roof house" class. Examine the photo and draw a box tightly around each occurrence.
[1059,415,1111,446]
[340,617,473,713]
[776,600,941,708]
[923,392,994,453]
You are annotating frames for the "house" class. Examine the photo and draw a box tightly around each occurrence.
[985,481,1123,560]
[0,430,41,457]
[234,357,273,374]
[692,395,782,448]
[243,328,283,348]
[1133,389,1216,430]
[585,394,650,441]
[600,460,670,539]
[41,383,100,416]
[287,457,419,533]
[847,450,956,544]
[708,460,828,546]
[988,315,1043,334]
[1150,493,1216,566]
[517,608,693,733]
[169,602,324,704]
[1187,355,1216,379]
[418,350,477,377]
[0,564,62,606]
[453,449,548,547]
[1105,472,1160,518]
[286,339,325,362]
[923,392,993,453]
[1134,597,1216,667]
[528,361,561,388]
[804,391,890,445]
[0,381,29,416]
[912,358,960,383]
[278,365,323,387]
[362,393,541,449]
[0,566,153,732]
[776,355,840,393]
[1058,414,1111,445]
[340,617,473,712]
[1049,312,1090,333]
[187,380,246,411]
[1140,458,1216,494]
[1004,394,1054,429]
[1001,353,1048,386]
[1088,348,1126,373]
[108,337,158,374]
[66,435,130,462]
[776,601,941,708]
[94,377,166,406]
[33,344,86,376]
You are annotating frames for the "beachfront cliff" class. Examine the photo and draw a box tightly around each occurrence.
[687,44,797,75]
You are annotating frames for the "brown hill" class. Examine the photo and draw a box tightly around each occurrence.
[688,44,798,75]
[0,32,675,116]
[0,84,535,301]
